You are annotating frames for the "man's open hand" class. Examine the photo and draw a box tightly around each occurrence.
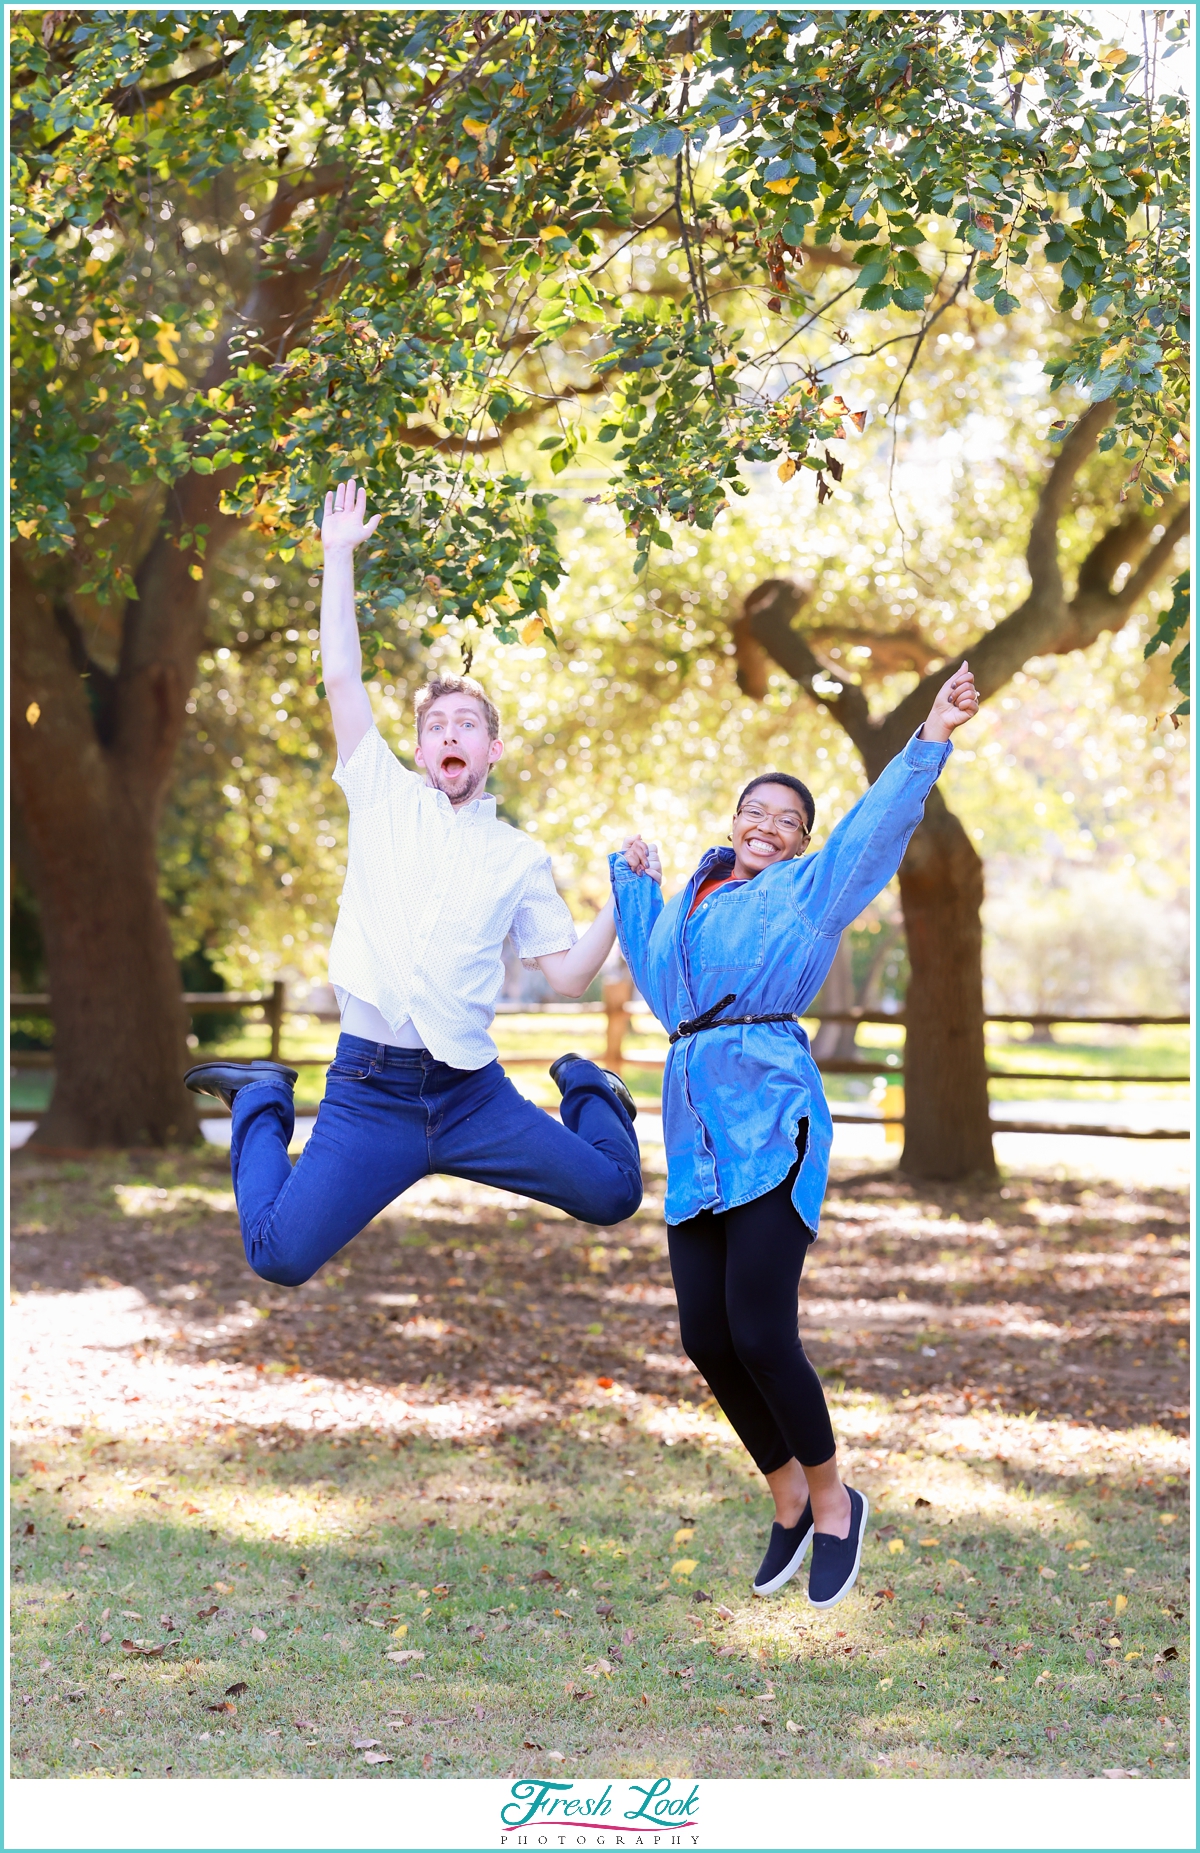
[922,662,980,743]
[321,477,382,553]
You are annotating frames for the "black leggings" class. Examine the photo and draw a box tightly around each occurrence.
[667,1134,835,1474]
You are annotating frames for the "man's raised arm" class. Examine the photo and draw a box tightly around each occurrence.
[319,476,381,764]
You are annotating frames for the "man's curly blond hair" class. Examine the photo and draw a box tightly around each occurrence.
[413,675,501,741]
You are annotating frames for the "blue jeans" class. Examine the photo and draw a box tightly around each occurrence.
[228,1034,643,1287]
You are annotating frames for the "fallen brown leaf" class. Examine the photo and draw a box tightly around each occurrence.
[363,1750,393,1765]
[250,1627,267,1643]
[225,1682,249,1697]
[352,1737,381,1749]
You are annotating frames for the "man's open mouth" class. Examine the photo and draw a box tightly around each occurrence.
[441,755,467,777]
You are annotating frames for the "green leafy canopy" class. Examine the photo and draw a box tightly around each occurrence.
[12,7,1190,650]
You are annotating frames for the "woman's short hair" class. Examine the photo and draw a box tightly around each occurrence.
[736,772,815,834]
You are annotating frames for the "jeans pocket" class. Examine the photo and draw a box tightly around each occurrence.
[327,1061,372,1082]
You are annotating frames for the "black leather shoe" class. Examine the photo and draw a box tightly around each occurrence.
[548,1051,637,1122]
[184,1059,299,1111]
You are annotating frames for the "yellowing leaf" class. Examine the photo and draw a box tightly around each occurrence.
[1114,1594,1128,1614]
[391,1623,408,1638]
[918,1537,940,1548]
[155,326,179,364]
[878,1677,893,1689]
[765,177,797,195]
[777,457,796,482]
[16,521,38,540]
[540,225,569,242]
[887,1538,905,1555]
[671,1559,698,1578]
[1159,1512,1176,1525]
[446,157,460,178]
[462,117,489,138]
[189,563,204,581]
[25,701,41,726]
[519,616,545,645]
[1124,1650,1143,1662]
[672,1527,695,1545]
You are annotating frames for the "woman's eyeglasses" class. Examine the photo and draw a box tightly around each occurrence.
[737,801,809,834]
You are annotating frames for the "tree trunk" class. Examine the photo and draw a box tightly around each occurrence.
[812,932,859,1061]
[896,788,996,1179]
[11,556,200,1148]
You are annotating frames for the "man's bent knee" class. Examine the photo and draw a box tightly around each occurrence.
[240,1222,321,1289]
[582,1176,642,1227]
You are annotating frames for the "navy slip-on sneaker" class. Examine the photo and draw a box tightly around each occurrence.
[751,1501,814,1597]
[807,1487,870,1610]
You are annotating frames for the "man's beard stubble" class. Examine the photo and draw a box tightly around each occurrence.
[427,762,486,807]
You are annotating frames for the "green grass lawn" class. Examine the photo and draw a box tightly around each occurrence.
[11,1415,1189,1780]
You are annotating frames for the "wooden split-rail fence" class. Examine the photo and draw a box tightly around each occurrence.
[10,984,1190,1141]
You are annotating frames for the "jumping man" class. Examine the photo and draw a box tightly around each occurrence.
[185,478,642,1286]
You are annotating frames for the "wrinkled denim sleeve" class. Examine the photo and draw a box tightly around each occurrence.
[608,851,667,1019]
[794,729,952,939]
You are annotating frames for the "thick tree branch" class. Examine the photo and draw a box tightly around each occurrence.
[1111,504,1190,614]
[742,577,877,760]
[1025,398,1115,611]
[751,398,1188,775]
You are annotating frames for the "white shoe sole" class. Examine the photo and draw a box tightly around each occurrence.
[806,1491,870,1610]
[752,1521,815,1597]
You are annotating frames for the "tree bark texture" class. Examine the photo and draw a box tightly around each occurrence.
[895,789,995,1178]
[11,555,200,1147]
[743,412,1189,1181]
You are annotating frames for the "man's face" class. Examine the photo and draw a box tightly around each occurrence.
[414,695,503,805]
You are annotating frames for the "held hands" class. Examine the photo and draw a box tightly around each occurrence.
[321,476,382,553]
[921,662,980,743]
[622,834,662,884]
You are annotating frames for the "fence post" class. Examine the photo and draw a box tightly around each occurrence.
[602,970,634,1071]
[267,981,285,1063]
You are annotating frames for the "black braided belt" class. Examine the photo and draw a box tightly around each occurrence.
[669,992,798,1045]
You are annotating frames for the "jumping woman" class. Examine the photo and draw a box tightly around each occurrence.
[611,665,979,1608]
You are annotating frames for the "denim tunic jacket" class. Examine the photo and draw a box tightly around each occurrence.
[608,730,952,1231]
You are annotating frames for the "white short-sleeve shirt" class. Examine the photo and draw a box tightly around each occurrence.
[328,726,575,1069]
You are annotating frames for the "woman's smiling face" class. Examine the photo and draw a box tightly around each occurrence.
[730,781,811,879]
